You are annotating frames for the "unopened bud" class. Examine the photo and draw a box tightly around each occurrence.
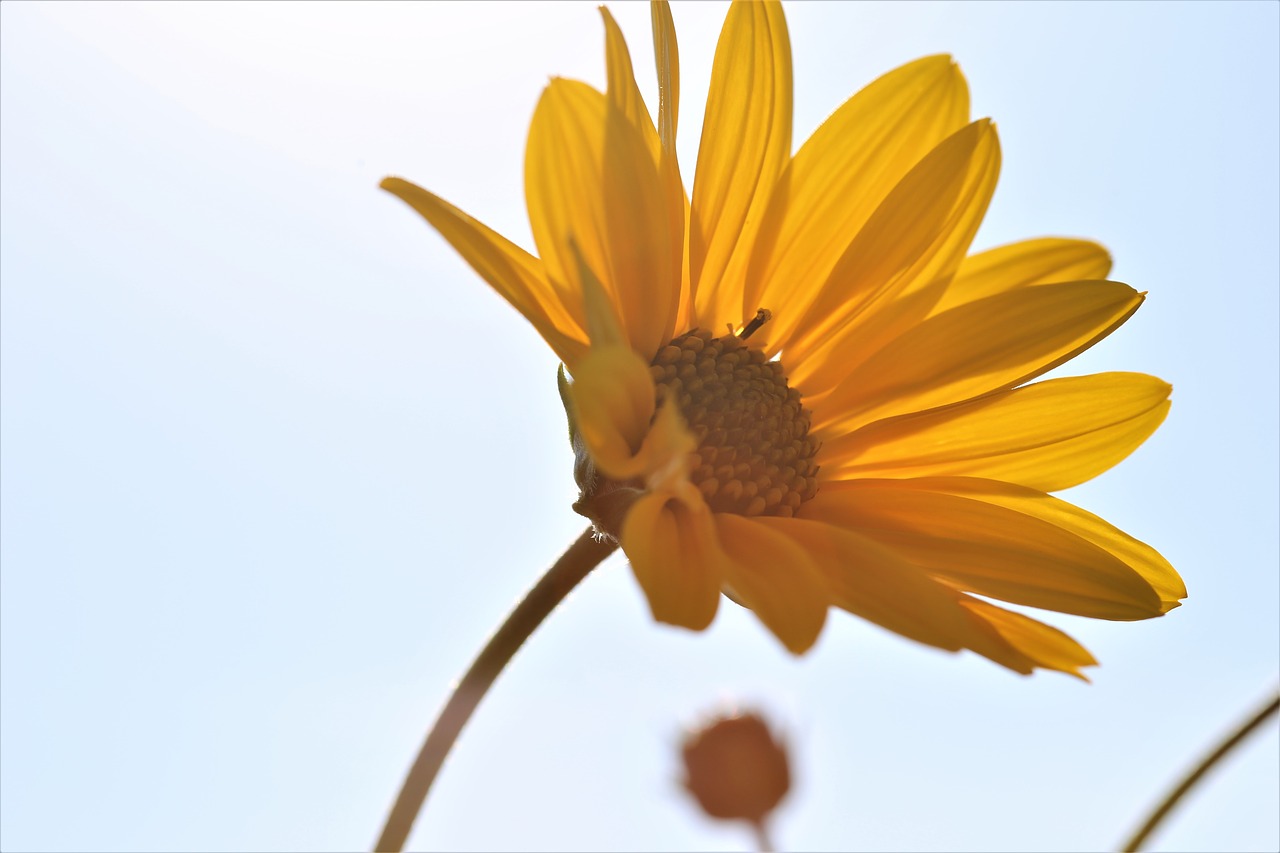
[680,710,791,827]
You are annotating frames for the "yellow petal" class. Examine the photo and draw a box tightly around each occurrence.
[805,480,1166,620]
[650,0,680,147]
[598,7,685,324]
[565,345,655,476]
[379,177,587,367]
[812,280,1145,431]
[917,476,1185,612]
[745,55,969,344]
[525,79,677,359]
[822,372,1171,492]
[622,492,722,631]
[755,515,975,653]
[644,0,690,335]
[690,0,792,331]
[957,596,1098,680]
[784,120,1001,391]
[566,343,698,488]
[933,237,1113,315]
[601,7,659,157]
[572,240,627,349]
[714,514,828,654]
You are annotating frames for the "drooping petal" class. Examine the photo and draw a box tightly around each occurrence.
[821,372,1171,492]
[622,491,723,631]
[932,237,1113,315]
[379,178,587,366]
[956,596,1098,680]
[566,345,654,472]
[566,345,697,483]
[917,476,1185,612]
[783,119,1001,391]
[525,79,677,359]
[805,480,1166,620]
[744,55,969,342]
[714,514,828,654]
[690,0,792,331]
[812,280,1145,431]
[754,515,976,653]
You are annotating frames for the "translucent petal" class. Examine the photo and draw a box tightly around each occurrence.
[784,120,1000,391]
[715,514,828,654]
[525,79,677,359]
[754,516,975,652]
[804,480,1166,620]
[566,345,654,476]
[601,7,659,158]
[933,237,1113,315]
[379,178,587,367]
[690,0,792,332]
[812,280,1145,431]
[957,596,1098,680]
[622,492,722,631]
[650,0,680,146]
[822,372,1171,492]
[745,55,969,340]
[915,476,1185,612]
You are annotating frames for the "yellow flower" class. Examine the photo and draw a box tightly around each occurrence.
[382,0,1185,677]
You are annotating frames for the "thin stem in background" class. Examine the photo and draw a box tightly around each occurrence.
[751,819,776,853]
[1121,689,1279,852]
[374,527,617,853]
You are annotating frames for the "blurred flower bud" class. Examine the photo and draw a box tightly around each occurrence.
[680,710,791,828]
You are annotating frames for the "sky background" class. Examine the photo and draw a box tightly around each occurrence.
[2,2,1277,852]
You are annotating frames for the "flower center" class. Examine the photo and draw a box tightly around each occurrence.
[650,328,819,518]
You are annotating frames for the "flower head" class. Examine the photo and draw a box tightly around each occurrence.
[681,709,791,826]
[383,0,1185,676]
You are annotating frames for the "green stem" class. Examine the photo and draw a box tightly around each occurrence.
[374,527,617,852]
[1121,689,1280,852]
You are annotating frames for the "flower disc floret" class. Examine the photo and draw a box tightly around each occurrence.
[650,329,818,518]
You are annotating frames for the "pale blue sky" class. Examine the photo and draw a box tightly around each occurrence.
[2,2,1277,852]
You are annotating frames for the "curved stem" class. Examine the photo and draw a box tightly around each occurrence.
[374,527,617,852]
[1121,689,1280,852]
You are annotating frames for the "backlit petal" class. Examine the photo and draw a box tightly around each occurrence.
[933,237,1113,314]
[812,280,1145,431]
[806,480,1165,620]
[599,7,686,329]
[601,7,659,157]
[690,0,792,331]
[755,515,975,653]
[525,79,676,359]
[622,492,722,631]
[784,120,1000,391]
[957,596,1098,680]
[647,1,690,335]
[745,55,969,342]
[380,178,587,367]
[715,514,828,654]
[650,0,680,146]
[917,477,1185,612]
[822,372,1171,492]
